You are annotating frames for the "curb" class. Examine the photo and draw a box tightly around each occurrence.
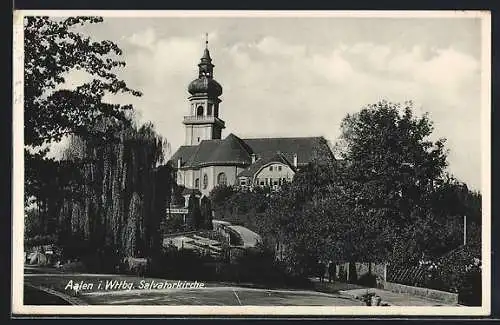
[25,283,87,305]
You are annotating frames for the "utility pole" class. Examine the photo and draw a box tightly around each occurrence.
[463,215,467,246]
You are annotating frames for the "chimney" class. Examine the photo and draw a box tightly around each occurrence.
[251,154,256,164]
[293,153,298,168]
[177,158,182,169]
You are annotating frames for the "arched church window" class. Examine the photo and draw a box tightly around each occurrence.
[217,172,227,186]
[195,178,200,188]
[197,106,204,116]
[203,174,208,189]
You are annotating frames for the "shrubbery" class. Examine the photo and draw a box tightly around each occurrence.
[425,245,481,306]
[392,245,481,306]
[24,234,57,247]
[147,245,311,289]
[357,272,377,287]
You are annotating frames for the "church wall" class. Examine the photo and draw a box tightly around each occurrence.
[185,169,195,189]
[176,169,185,186]
[197,165,245,196]
[198,166,214,197]
[192,169,201,189]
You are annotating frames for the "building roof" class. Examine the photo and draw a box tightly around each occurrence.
[169,134,332,170]
[185,139,222,167]
[170,145,199,167]
[203,133,252,166]
[242,136,328,166]
[237,151,295,178]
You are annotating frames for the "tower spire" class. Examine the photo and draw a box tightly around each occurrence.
[184,34,225,145]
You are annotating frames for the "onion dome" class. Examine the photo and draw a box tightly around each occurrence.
[188,77,223,97]
[187,38,223,97]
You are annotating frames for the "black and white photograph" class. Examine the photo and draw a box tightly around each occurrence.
[12,10,491,316]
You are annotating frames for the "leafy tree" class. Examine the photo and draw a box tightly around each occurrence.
[22,16,178,269]
[24,16,142,215]
[24,16,141,149]
[335,100,482,265]
[209,185,235,210]
[187,194,202,230]
[200,196,213,230]
[262,100,478,277]
[123,192,141,257]
[24,16,143,245]
[257,138,339,275]
[209,184,271,229]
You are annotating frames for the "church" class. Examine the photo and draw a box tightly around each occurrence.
[169,40,334,198]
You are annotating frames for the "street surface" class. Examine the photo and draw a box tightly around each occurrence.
[24,266,364,306]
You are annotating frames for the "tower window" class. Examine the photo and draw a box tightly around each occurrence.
[269,166,273,171]
[207,104,213,116]
[217,172,227,186]
[203,174,208,189]
[195,178,199,188]
[197,106,204,116]
[278,166,282,171]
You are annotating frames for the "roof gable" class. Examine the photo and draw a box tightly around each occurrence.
[238,151,295,178]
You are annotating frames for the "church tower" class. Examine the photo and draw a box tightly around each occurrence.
[183,35,225,145]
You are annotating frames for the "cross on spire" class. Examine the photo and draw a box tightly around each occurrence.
[205,33,208,48]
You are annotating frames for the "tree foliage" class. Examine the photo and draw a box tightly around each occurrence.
[187,194,202,230]
[200,196,213,230]
[23,16,176,266]
[260,100,481,276]
[209,185,271,231]
[24,16,141,148]
[123,192,141,256]
[25,119,172,265]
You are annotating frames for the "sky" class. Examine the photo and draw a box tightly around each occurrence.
[51,13,486,190]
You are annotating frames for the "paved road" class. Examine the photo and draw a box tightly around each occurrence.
[23,285,71,305]
[24,267,363,306]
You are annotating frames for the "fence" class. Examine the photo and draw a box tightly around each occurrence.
[386,264,426,286]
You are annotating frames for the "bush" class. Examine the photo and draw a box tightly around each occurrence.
[24,234,57,247]
[403,245,482,306]
[148,246,311,289]
[60,261,87,273]
[149,247,215,280]
[435,245,482,306]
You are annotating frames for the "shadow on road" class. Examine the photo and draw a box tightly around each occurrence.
[24,285,71,305]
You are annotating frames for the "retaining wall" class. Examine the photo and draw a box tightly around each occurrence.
[383,281,459,305]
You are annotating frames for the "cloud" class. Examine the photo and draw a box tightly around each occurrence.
[254,36,307,57]
[127,28,157,50]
